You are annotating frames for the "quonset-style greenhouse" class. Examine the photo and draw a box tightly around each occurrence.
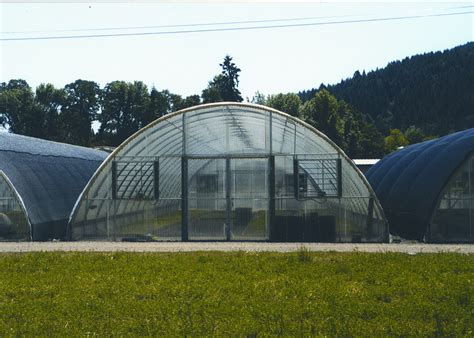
[0,133,107,240]
[68,103,388,242]
[366,128,474,243]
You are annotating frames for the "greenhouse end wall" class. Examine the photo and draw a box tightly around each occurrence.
[430,153,474,243]
[68,103,388,243]
[0,171,30,241]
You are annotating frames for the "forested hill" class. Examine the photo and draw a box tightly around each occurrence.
[299,42,474,136]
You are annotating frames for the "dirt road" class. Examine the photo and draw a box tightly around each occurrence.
[0,241,472,253]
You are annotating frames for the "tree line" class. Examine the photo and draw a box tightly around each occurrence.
[300,41,474,148]
[0,56,242,147]
[2,43,471,158]
[0,77,385,158]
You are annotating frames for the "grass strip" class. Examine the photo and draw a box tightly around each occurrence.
[0,249,472,335]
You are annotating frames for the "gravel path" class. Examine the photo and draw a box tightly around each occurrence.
[0,242,472,254]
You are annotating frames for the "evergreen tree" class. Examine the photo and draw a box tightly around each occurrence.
[300,42,474,138]
[202,55,243,103]
[219,55,242,102]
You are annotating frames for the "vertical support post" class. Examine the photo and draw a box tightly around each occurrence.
[111,161,117,200]
[293,158,299,200]
[181,112,188,241]
[269,111,273,154]
[225,157,232,241]
[268,155,276,241]
[337,158,342,198]
[181,156,188,241]
[469,158,472,241]
[153,159,160,200]
[366,196,374,239]
[109,162,117,241]
[293,122,297,155]
[225,108,230,154]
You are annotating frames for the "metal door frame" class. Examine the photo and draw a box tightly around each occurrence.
[182,154,274,241]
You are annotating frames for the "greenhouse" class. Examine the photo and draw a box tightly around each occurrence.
[366,128,474,243]
[0,133,107,240]
[68,103,388,242]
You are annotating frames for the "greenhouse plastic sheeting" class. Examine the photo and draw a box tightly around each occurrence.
[69,102,388,243]
[0,133,107,240]
[366,128,474,242]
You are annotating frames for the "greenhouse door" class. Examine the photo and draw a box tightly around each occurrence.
[186,156,270,241]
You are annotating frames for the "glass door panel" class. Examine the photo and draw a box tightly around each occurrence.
[188,158,227,240]
[230,158,269,240]
[187,156,270,241]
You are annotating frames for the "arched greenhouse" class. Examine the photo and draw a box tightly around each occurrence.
[68,103,388,242]
[0,132,107,240]
[366,128,474,243]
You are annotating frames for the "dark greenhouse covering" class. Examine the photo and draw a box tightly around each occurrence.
[366,128,474,243]
[0,133,107,240]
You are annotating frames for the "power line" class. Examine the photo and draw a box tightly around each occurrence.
[1,10,472,42]
[2,14,359,35]
[3,4,471,35]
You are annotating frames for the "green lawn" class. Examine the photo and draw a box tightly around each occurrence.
[0,250,472,335]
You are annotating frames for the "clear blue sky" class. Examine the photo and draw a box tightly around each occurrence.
[1,1,473,99]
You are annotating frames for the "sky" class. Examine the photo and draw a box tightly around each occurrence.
[1,1,473,100]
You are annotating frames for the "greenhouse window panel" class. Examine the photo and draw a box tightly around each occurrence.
[294,157,342,199]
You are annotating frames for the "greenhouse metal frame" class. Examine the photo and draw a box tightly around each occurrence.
[68,103,388,242]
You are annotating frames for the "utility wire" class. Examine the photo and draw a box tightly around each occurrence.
[1,10,472,42]
[3,4,471,35]
[2,13,359,35]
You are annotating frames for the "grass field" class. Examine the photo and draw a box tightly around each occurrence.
[0,250,472,335]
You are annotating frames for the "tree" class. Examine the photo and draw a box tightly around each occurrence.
[98,81,150,146]
[0,80,37,136]
[298,89,384,158]
[171,94,201,112]
[249,91,266,105]
[300,42,474,139]
[219,55,242,102]
[202,55,243,103]
[300,89,339,132]
[146,88,171,124]
[60,80,100,146]
[147,89,201,124]
[34,83,66,141]
[300,90,346,149]
[404,125,426,145]
[384,128,409,153]
[202,75,224,103]
[266,93,301,117]
[358,122,385,158]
